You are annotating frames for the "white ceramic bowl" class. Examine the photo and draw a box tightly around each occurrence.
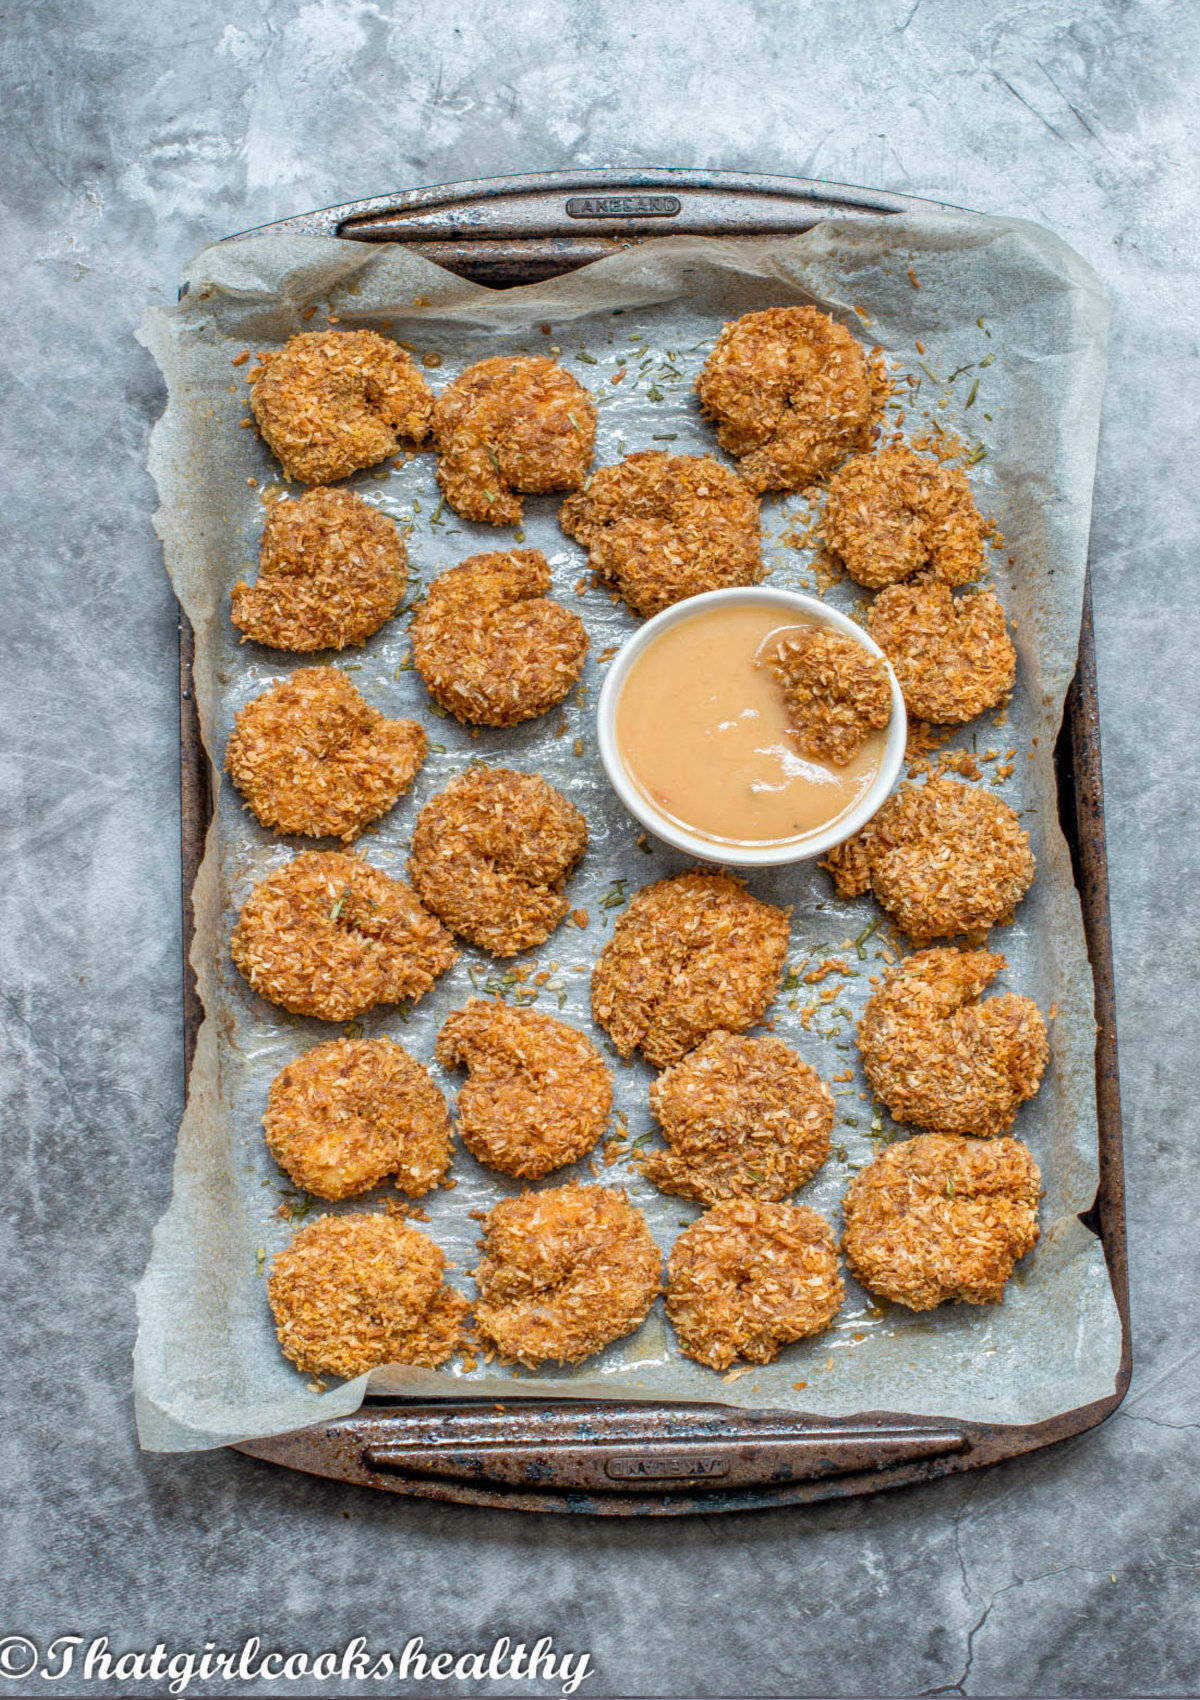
[596,586,907,868]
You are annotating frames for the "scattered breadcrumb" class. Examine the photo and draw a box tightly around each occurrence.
[226,668,426,840]
[471,1183,661,1366]
[592,871,789,1068]
[248,329,434,484]
[410,550,588,726]
[822,448,985,588]
[433,355,595,524]
[642,1031,833,1204]
[841,1134,1040,1310]
[409,767,587,957]
[231,487,407,652]
[559,451,762,618]
[666,1199,844,1369]
[264,1036,452,1200]
[695,307,889,492]
[231,850,457,1021]
[436,999,612,1179]
[858,949,1048,1136]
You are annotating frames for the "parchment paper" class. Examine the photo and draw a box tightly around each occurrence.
[134,214,1120,1452]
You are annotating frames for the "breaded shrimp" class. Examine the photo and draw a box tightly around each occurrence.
[432,355,595,524]
[695,307,888,493]
[642,1031,833,1205]
[857,949,1048,1137]
[247,329,434,485]
[666,1199,844,1370]
[822,448,985,589]
[471,1184,661,1367]
[591,871,789,1069]
[231,850,457,1021]
[558,451,762,618]
[231,487,407,652]
[268,1212,465,1377]
[436,999,612,1179]
[409,767,587,958]
[409,550,588,726]
[868,580,1016,725]
[822,777,1035,944]
[841,1133,1041,1310]
[264,1037,452,1200]
[765,625,893,765]
[226,668,427,841]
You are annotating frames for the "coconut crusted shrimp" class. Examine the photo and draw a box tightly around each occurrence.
[641,1032,833,1205]
[841,1134,1041,1311]
[409,550,588,726]
[857,949,1048,1137]
[591,872,789,1069]
[436,1000,612,1180]
[432,355,595,524]
[666,1199,844,1370]
[409,767,587,958]
[247,329,434,485]
[823,777,1035,944]
[695,307,889,493]
[268,1212,468,1376]
[231,850,457,1021]
[558,451,762,617]
[231,488,408,652]
[868,580,1015,725]
[264,1037,453,1200]
[226,668,427,841]
[765,626,893,765]
[822,448,985,589]
[470,1184,661,1367]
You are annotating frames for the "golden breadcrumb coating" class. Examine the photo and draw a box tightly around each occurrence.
[409,767,587,958]
[695,307,888,493]
[823,777,1035,944]
[666,1199,844,1370]
[226,668,427,842]
[591,871,789,1069]
[642,1031,833,1205]
[432,355,595,524]
[248,329,434,485]
[436,999,612,1179]
[857,949,1048,1137]
[558,451,762,618]
[822,448,985,589]
[268,1212,464,1377]
[231,488,407,652]
[231,850,457,1022]
[409,550,588,726]
[471,1183,662,1367]
[841,1133,1041,1311]
[264,1037,452,1201]
[765,625,893,766]
[868,580,1016,725]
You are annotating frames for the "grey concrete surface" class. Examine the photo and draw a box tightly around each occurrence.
[2,2,1198,1695]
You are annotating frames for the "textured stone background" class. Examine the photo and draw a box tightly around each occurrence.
[2,2,1198,1695]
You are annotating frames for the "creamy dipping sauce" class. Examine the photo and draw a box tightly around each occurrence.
[615,604,888,847]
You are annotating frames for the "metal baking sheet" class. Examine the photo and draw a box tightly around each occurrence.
[134,187,1125,1465]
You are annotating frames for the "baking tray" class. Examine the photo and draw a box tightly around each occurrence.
[174,169,1128,1514]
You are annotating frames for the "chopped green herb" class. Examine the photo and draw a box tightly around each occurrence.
[485,447,502,474]
[483,489,496,505]
[599,878,629,911]
[577,350,598,364]
[255,1247,266,1276]
[978,352,996,368]
[646,384,664,402]
[428,741,446,753]
[964,445,987,466]
[917,360,944,384]
[427,702,448,719]
[854,919,881,958]
[328,888,352,924]
[513,528,526,543]
[567,411,581,430]
[945,1176,956,1198]
[965,379,979,408]
[651,433,677,441]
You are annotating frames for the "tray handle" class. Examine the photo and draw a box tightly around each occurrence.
[237,1402,969,1501]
